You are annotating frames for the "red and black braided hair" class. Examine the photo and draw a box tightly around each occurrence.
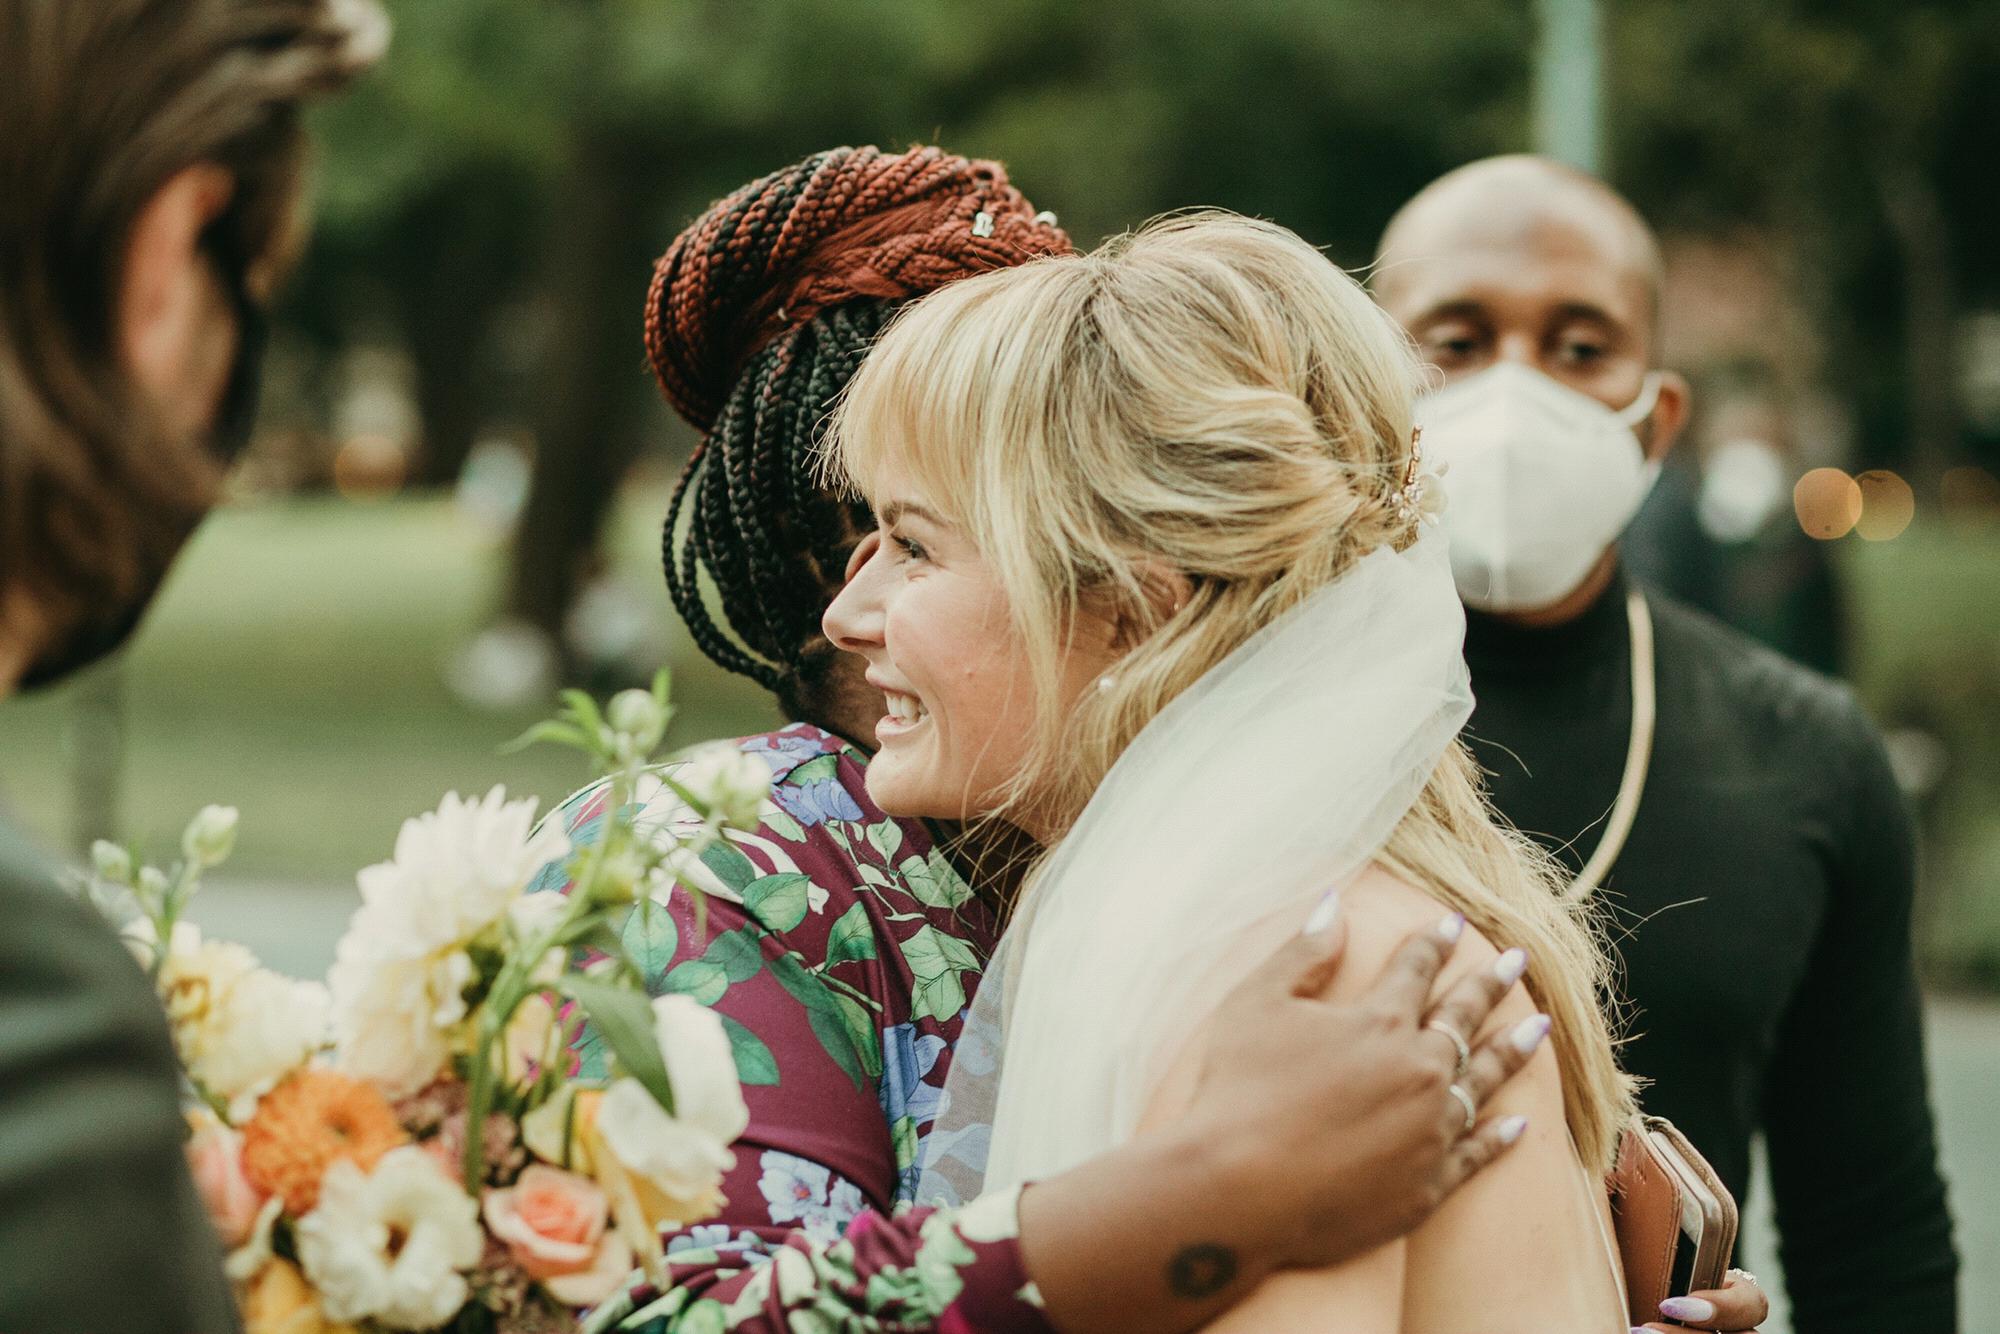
[645,145,1071,717]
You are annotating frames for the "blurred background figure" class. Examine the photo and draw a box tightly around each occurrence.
[1,3,1995,1331]
[1626,393,1851,679]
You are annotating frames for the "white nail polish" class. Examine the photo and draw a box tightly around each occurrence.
[1437,912,1465,943]
[1304,889,1342,936]
[1509,1013,1551,1055]
[1659,1296,1718,1324]
[1493,947,1528,985]
[1496,1115,1529,1145]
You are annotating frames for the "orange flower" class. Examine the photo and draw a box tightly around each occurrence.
[241,1070,408,1215]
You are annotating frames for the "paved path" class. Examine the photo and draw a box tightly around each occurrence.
[193,881,2000,1330]
[1742,993,2000,1334]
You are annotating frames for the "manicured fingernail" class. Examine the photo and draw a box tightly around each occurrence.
[1660,1296,1717,1323]
[1437,912,1464,943]
[1496,1115,1528,1144]
[1493,947,1528,985]
[1304,888,1342,936]
[1509,1013,1551,1055]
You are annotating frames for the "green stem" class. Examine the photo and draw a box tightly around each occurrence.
[147,862,200,989]
[463,758,646,1193]
[462,1014,500,1192]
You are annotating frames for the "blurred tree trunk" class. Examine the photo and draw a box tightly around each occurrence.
[399,287,487,485]
[503,136,651,669]
[68,666,125,853]
[1875,159,1961,488]
[390,181,535,486]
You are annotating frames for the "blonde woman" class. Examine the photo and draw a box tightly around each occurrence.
[822,212,1638,1331]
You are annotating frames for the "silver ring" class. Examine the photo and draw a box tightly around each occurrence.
[1425,1018,1472,1079]
[1447,1083,1477,1134]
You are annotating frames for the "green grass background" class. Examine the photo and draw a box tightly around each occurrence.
[1,491,1994,982]
[0,488,775,880]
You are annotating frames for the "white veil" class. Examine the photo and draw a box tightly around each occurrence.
[916,528,1473,1202]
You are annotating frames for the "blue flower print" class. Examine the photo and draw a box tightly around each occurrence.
[768,753,865,828]
[879,1022,949,1129]
[756,1150,867,1244]
[740,726,830,775]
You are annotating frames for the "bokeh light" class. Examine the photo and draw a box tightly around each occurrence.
[1794,466,1863,540]
[1941,465,2000,523]
[1855,469,1916,541]
[331,433,409,502]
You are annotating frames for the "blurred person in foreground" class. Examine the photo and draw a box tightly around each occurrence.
[0,2,383,1330]
[1375,155,1958,1333]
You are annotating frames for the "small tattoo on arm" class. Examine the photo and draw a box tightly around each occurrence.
[1167,1243,1239,1299]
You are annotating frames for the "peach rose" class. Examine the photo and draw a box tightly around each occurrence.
[185,1113,268,1249]
[482,1164,632,1306]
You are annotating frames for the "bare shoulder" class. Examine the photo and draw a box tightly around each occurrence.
[1330,864,1503,986]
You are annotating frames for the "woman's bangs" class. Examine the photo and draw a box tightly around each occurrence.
[829,283,1017,524]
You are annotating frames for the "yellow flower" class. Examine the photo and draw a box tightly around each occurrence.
[241,1259,359,1334]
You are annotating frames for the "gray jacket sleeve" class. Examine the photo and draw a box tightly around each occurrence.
[0,823,240,1334]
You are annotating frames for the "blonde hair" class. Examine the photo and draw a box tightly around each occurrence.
[829,211,1636,1168]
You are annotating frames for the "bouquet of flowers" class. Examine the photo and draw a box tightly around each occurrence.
[74,675,773,1333]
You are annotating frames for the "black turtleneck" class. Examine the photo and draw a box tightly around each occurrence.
[1462,567,1958,1334]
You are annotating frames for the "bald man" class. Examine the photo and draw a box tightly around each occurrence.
[1376,157,1958,1334]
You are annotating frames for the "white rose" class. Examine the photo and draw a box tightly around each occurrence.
[592,996,750,1226]
[654,994,751,1146]
[594,1079,732,1227]
[295,1146,482,1330]
[672,747,772,832]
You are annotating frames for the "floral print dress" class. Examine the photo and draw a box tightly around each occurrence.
[531,723,1055,1333]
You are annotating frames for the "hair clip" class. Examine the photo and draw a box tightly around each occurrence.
[971,211,996,239]
[1393,425,1447,525]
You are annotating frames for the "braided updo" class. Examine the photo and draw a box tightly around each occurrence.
[645,146,1070,718]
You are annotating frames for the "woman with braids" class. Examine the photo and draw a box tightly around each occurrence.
[542,147,1764,1334]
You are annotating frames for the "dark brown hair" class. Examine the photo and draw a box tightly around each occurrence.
[0,0,383,638]
[645,145,1071,721]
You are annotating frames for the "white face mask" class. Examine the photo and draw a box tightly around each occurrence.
[1415,362,1664,612]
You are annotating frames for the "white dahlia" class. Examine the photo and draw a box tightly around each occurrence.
[352,786,570,956]
[330,787,569,1097]
[295,1145,483,1330]
[329,935,474,1098]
